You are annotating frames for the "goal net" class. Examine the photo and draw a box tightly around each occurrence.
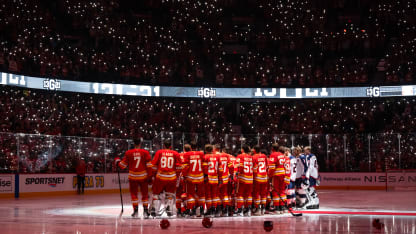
[386,169,416,191]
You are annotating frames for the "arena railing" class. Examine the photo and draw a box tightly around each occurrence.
[1,132,415,174]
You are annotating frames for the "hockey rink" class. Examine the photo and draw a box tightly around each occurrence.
[1,190,416,234]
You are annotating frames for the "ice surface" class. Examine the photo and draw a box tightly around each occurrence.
[0,190,415,233]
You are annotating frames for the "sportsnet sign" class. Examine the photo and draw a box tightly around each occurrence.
[19,174,129,194]
[20,175,69,192]
[25,177,65,187]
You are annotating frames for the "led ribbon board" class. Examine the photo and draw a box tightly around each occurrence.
[1,72,415,99]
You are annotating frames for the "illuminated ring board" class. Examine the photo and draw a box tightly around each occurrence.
[1,72,415,99]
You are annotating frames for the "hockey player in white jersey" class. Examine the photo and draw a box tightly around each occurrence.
[295,147,309,209]
[304,146,319,209]
[286,147,299,209]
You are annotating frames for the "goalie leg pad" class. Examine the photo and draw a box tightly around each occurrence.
[151,195,162,216]
[296,188,307,207]
[306,187,319,209]
[165,192,175,215]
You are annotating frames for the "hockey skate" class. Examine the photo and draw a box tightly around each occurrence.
[277,205,284,214]
[306,188,320,209]
[243,207,250,217]
[236,208,243,216]
[196,206,203,217]
[151,197,162,218]
[252,207,261,216]
[307,204,319,209]
[166,206,173,217]
[204,207,212,217]
[176,209,183,218]
[221,205,229,217]
[215,205,222,217]
[260,205,266,215]
[185,208,195,218]
[228,206,234,217]
[131,207,139,218]
[150,207,157,217]
[282,205,288,213]
[306,196,319,210]
[306,198,319,209]
[264,204,273,214]
[143,208,150,219]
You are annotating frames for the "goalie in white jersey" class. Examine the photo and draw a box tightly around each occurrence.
[304,146,319,209]
[295,147,308,208]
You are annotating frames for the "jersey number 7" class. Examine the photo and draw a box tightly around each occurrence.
[134,156,141,168]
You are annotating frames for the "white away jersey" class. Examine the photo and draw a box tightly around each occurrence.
[289,155,297,182]
[296,154,308,179]
[307,154,319,179]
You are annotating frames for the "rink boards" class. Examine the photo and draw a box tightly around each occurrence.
[0,173,130,198]
[1,172,415,198]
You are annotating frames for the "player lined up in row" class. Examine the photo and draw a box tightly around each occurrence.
[115,139,319,218]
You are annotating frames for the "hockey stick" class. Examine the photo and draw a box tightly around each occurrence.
[270,182,302,217]
[277,192,302,217]
[117,167,124,217]
[176,172,183,188]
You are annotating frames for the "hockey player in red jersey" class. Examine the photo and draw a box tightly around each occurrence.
[182,142,205,217]
[225,148,238,216]
[236,144,254,216]
[252,145,268,215]
[202,144,220,217]
[268,144,287,214]
[217,146,234,216]
[265,152,273,214]
[282,147,292,213]
[149,139,182,217]
[175,149,186,217]
[115,138,152,218]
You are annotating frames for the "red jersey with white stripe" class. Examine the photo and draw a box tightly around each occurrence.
[203,153,220,184]
[178,152,185,172]
[182,151,205,183]
[284,154,291,184]
[252,153,268,183]
[268,152,285,177]
[218,153,234,184]
[229,155,237,182]
[119,148,152,181]
[150,149,182,181]
[236,153,254,184]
